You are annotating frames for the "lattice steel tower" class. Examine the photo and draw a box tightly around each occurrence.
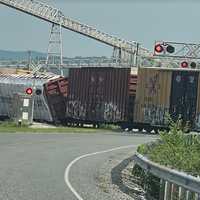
[46,23,63,75]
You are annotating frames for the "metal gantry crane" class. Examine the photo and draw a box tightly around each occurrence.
[0,0,152,68]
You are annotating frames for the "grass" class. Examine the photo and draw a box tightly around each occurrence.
[0,121,119,133]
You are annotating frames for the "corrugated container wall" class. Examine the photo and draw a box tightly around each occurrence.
[134,67,172,126]
[170,70,198,128]
[195,76,200,128]
[66,67,130,123]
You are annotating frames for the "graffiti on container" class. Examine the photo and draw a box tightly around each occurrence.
[143,105,169,125]
[99,76,104,83]
[103,102,121,121]
[91,76,95,83]
[66,100,86,119]
[145,73,160,96]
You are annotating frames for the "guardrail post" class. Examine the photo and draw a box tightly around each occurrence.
[178,186,181,200]
[170,183,174,200]
[164,181,172,200]
[186,190,193,200]
[171,184,179,199]
[195,193,200,200]
[178,187,186,200]
[159,179,165,200]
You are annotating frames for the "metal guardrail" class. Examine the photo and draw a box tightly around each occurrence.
[133,152,200,199]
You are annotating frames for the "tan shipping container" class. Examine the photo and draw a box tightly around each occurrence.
[134,67,172,126]
[134,67,200,129]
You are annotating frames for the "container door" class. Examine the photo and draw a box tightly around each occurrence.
[170,71,198,127]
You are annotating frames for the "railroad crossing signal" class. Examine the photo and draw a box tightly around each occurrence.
[180,61,197,69]
[180,61,188,68]
[154,44,164,53]
[154,42,175,55]
[154,41,200,59]
[25,87,33,95]
[25,88,42,95]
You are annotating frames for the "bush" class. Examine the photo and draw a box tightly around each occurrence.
[138,117,200,176]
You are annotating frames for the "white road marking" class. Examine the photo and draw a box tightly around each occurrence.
[64,144,137,200]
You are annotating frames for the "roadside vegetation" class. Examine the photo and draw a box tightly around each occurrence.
[133,118,200,199]
[0,121,119,133]
[137,118,200,176]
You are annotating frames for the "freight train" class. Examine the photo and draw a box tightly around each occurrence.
[1,67,199,132]
[44,66,200,132]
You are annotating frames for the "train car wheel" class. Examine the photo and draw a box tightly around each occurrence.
[154,128,159,134]
[145,127,153,134]
[138,127,143,132]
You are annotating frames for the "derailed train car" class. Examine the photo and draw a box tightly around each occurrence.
[43,77,68,123]
[131,67,200,132]
[0,70,60,122]
[43,67,135,125]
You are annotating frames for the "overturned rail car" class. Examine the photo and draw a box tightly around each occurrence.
[44,67,136,125]
[0,71,60,122]
[43,76,68,123]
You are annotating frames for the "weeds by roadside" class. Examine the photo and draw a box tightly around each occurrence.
[137,117,200,176]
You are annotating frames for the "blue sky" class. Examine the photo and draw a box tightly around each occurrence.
[0,0,200,57]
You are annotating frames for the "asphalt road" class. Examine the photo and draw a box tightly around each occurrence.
[0,132,157,200]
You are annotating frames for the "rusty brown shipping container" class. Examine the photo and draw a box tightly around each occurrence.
[66,67,130,123]
[44,77,68,123]
[134,67,200,130]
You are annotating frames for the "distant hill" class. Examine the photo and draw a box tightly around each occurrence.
[0,50,46,60]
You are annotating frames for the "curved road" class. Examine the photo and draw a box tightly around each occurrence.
[0,132,157,200]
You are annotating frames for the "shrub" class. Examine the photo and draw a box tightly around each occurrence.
[138,117,200,176]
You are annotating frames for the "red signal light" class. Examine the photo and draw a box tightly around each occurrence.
[154,44,164,53]
[181,61,188,68]
[26,88,33,95]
